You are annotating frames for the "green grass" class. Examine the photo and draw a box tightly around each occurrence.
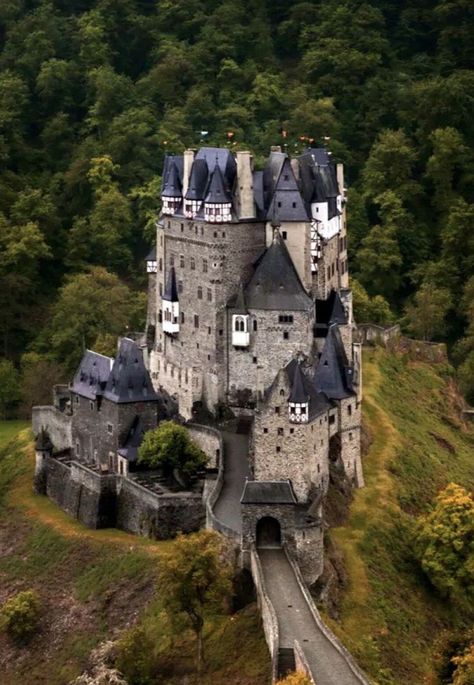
[327,348,474,685]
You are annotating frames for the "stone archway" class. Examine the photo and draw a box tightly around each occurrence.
[256,516,281,549]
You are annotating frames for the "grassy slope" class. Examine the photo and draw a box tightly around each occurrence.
[0,425,270,685]
[326,349,474,685]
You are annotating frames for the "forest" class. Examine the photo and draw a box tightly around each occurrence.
[0,0,473,415]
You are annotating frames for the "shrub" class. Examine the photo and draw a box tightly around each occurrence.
[276,672,313,685]
[0,589,41,643]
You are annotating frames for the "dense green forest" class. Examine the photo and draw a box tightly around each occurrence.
[0,0,473,415]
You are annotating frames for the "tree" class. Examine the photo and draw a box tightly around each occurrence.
[19,352,65,417]
[404,283,452,341]
[415,483,474,606]
[0,590,41,644]
[351,279,394,325]
[138,422,207,481]
[276,672,313,685]
[158,530,232,671]
[356,221,402,301]
[47,267,143,374]
[362,130,418,203]
[0,358,20,418]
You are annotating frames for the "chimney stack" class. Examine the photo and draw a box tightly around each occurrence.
[183,149,195,198]
[235,151,255,220]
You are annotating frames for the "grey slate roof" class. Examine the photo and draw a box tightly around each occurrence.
[241,480,297,504]
[161,155,183,194]
[163,266,178,302]
[316,290,348,326]
[185,158,208,200]
[205,163,232,203]
[161,160,182,197]
[146,245,156,261]
[265,158,310,222]
[285,359,332,421]
[313,325,354,400]
[289,363,309,404]
[244,232,313,311]
[230,281,247,314]
[118,416,145,462]
[72,350,113,401]
[103,338,158,404]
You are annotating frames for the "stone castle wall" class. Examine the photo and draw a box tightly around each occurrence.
[32,406,71,452]
[186,423,222,469]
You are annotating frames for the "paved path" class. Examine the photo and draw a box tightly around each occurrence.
[259,549,364,685]
[213,430,249,533]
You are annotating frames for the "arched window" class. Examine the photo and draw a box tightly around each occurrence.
[234,316,246,332]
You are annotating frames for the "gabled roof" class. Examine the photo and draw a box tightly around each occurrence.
[244,231,312,311]
[313,325,354,400]
[205,163,232,203]
[103,338,158,404]
[161,160,182,198]
[117,416,145,462]
[72,350,114,401]
[265,159,309,222]
[163,266,178,302]
[241,480,297,504]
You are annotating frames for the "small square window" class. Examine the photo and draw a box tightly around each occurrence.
[253,356,257,364]
[348,404,352,415]
[276,446,281,453]
[263,427,268,434]
[290,428,294,434]
[278,427,284,436]
[275,406,280,414]
[329,415,335,425]
[282,231,287,240]
[283,331,289,340]
[107,423,113,434]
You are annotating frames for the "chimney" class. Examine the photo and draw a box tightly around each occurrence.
[336,163,345,196]
[270,145,282,153]
[236,151,255,220]
[183,149,195,198]
[290,158,300,181]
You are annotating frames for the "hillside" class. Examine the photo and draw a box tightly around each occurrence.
[0,425,270,685]
[324,347,474,685]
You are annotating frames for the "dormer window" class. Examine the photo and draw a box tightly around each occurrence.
[288,401,309,424]
[162,197,181,215]
[184,200,202,218]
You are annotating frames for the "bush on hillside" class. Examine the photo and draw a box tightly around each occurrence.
[415,483,474,607]
[0,589,41,644]
[138,421,207,482]
[451,643,474,685]
[276,672,313,685]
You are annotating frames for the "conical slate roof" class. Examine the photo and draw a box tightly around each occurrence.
[161,160,182,197]
[313,325,354,399]
[146,245,156,261]
[315,290,348,326]
[103,338,158,404]
[244,231,312,311]
[205,163,231,203]
[289,363,308,403]
[265,159,309,222]
[185,159,208,200]
[163,266,178,302]
[117,416,146,462]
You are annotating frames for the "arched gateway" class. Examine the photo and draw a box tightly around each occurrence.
[256,516,281,548]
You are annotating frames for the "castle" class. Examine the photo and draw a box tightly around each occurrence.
[33,144,363,582]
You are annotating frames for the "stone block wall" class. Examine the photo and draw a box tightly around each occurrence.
[186,423,222,469]
[116,479,204,539]
[32,406,72,452]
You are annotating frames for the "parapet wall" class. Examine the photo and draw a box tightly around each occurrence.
[32,405,72,452]
[187,423,223,469]
[250,546,279,683]
[116,478,204,539]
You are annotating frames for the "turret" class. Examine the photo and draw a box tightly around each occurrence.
[288,364,309,423]
[161,161,182,215]
[162,267,179,335]
[146,246,157,274]
[35,428,52,477]
[204,162,232,223]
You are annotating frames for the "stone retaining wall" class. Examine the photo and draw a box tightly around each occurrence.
[187,423,223,469]
[250,546,279,683]
[32,406,72,452]
[354,323,400,346]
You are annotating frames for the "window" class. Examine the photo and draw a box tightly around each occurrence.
[207,288,212,302]
[283,331,289,340]
[284,174,289,181]
[75,395,79,404]
[253,356,257,364]
[90,401,94,411]
[277,201,282,207]
[181,312,185,323]
[190,257,195,270]
[327,266,331,280]
[159,258,163,271]
[276,446,281,453]
[317,464,320,473]
[275,406,280,414]
[280,389,285,396]
[234,316,245,332]
[107,423,113,434]
[253,319,257,332]
[263,427,268,434]
[222,231,226,237]
[203,259,208,273]
[279,315,294,323]
[348,404,352,416]
[194,315,199,328]
[349,432,353,441]
[208,326,211,334]
[178,280,183,293]
[278,427,284,436]
[290,428,294,434]
[159,282,163,296]
[219,329,223,336]
[197,286,203,300]
[214,231,217,238]
[180,223,184,232]
[292,202,296,208]
[329,415,335,425]
[282,231,287,240]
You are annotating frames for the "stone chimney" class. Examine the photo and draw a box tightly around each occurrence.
[183,149,195,198]
[336,163,345,197]
[235,151,255,220]
[290,158,300,181]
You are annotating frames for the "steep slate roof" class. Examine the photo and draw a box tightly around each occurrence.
[72,350,114,401]
[103,338,158,404]
[241,480,297,504]
[265,158,309,222]
[185,158,208,200]
[146,245,156,261]
[117,416,145,462]
[316,290,348,326]
[313,325,354,400]
[285,359,332,420]
[161,160,182,197]
[161,155,183,194]
[163,266,178,302]
[205,163,232,203]
[230,281,247,313]
[244,232,313,311]
[298,148,340,212]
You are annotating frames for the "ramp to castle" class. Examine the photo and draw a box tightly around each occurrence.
[258,548,368,685]
[212,430,249,534]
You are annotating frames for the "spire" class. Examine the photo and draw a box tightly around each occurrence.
[289,363,308,404]
[163,266,178,302]
[205,162,231,203]
[161,161,182,197]
[314,326,353,399]
[265,158,309,222]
